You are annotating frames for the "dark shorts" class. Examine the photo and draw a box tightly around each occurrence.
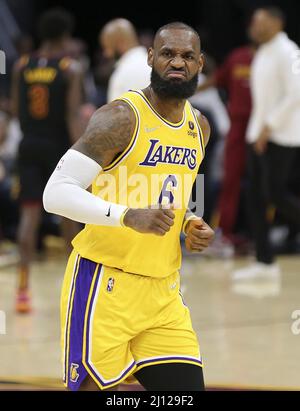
[18,136,68,203]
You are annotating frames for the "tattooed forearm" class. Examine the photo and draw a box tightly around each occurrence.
[72,100,136,168]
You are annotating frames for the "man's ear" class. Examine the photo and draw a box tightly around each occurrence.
[198,53,204,73]
[148,47,154,67]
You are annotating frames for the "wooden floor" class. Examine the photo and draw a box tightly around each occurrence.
[0,246,300,390]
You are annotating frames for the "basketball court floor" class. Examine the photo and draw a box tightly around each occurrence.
[0,240,300,391]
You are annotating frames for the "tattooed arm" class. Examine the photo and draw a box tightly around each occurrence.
[43,100,175,235]
[72,100,135,167]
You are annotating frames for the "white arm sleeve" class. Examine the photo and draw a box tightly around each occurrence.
[43,149,128,226]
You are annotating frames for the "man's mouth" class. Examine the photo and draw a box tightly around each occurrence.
[166,71,186,79]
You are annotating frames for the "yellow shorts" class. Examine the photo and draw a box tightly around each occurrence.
[61,250,202,390]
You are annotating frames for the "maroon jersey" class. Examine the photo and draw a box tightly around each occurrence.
[215,46,253,119]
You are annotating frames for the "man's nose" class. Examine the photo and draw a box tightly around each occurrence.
[170,55,185,69]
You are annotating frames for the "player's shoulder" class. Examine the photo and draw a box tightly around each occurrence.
[87,99,136,134]
[190,107,211,147]
[74,98,137,165]
[13,54,30,73]
[100,98,136,117]
[278,34,298,55]
[58,56,82,74]
[191,107,210,132]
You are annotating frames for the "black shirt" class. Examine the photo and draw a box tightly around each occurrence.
[18,53,71,148]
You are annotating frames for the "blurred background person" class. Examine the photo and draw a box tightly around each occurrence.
[11,7,83,313]
[65,37,97,138]
[0,111,21,259]
[138,29,154,51]
[233,7,300,280]
[99,18,151,103]
[189,54,230,255]
[65,37,98,105]
[191,55,230,142]
[93,48,115,106]
[196,40,254,256]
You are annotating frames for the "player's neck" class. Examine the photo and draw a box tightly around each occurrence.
[146,87,186,124]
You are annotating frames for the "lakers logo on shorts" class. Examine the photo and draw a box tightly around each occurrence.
[70,363,79,383]
[107,277,115,292]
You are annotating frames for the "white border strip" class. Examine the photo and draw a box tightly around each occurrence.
[62,254,79,382]
[136,354,202,365]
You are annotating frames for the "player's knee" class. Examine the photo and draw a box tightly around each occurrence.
[134,363,205,391]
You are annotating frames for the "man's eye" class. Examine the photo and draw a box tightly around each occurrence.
[186,55,194,60]
[162,51,171,57]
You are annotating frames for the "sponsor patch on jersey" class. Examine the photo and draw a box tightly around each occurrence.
[188,130,198,138]
[189,121,195,130]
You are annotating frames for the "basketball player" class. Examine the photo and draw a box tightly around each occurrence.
[11,8,83,312]
[43,22,214,391]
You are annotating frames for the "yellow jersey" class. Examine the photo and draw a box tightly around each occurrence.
[72,90,205,277]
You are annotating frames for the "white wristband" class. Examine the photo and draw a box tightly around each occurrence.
[182,215,199,235]
[43,149,128,226]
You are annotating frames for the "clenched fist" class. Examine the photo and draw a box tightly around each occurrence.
[185,218,214,252]
[123,206,175,236]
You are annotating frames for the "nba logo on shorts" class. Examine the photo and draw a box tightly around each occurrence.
[107,277,115,292]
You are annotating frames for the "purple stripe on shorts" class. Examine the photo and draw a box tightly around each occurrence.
[63,255,79,384]
[67,257,99,391]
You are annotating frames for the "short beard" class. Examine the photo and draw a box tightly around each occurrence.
[150,67,198,99]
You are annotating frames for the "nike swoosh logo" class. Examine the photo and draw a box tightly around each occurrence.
[145,126,160,133]
[105,205,111,217]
